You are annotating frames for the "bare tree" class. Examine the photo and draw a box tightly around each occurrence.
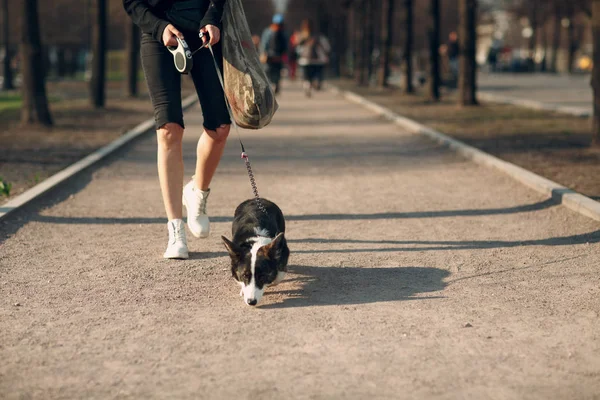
[403,0,414,93]
[125,20,140,98]
[550,1,562,72]
[355,0,368,85]
[377,0,395,87]
[428,0,441,100]
[458,0,478,105]
[592,0,600,146]
[90,0,107,108]
[2,0,14,90]
[528,0,539,70]
[20,0,53,126]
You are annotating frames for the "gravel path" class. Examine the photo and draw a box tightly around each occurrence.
[1,83,599,399]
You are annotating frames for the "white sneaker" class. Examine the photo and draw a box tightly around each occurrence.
[182,180,210,238]
[163,219,189,259]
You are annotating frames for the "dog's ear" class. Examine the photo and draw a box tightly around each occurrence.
[264,232,287,260]
[221,236,242,260]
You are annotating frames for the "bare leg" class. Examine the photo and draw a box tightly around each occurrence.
[157,122,185,220]
[194,124,231,190]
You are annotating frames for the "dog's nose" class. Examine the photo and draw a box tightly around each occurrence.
[246,299,257,306]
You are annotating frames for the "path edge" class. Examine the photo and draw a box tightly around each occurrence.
[0,94,198,221]
[330,86,600,222]
[478,92,591,118]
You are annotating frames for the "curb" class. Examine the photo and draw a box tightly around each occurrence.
[478,92,591,118]
[330,86,600,223]
[0,94,198,222]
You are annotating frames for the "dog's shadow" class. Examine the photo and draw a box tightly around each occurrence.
[260,265,449,309]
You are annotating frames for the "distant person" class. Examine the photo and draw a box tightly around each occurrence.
[487,46,498,73]
[447,31,459,78]
[296,19,331,97]
[288,30,300,81]
[260,14,288,95]
[252,34,261,51]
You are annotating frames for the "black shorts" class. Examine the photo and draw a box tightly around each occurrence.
[140,32,231,131]
[302,65,324,83]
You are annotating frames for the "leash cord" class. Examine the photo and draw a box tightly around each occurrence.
[204,38,268,215]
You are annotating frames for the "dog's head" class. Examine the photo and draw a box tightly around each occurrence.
[222,232,288,306]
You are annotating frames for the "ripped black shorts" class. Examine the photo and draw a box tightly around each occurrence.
[140,31,231,131]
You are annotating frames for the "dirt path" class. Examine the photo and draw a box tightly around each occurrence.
[1,83,599,399]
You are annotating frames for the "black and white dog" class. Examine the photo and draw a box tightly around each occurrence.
[222,199,290,306]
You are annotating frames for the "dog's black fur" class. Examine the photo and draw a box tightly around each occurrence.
[222,199,290,305]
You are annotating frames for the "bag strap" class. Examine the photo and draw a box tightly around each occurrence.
[205,39,268,215]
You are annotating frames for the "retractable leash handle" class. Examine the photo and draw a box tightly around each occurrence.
[166,37,194,74]
[199,31,268,215]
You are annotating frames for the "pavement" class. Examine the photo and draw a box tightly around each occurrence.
[1,83,599,399]
[478,72,592,116]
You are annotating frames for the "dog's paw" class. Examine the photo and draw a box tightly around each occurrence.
[239,288,243,297]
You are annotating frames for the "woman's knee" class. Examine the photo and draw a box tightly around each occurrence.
[157,122,184,149]
[213,124,231,143]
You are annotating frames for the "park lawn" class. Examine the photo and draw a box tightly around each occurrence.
[335,79,600,200]
[0,93,22,113]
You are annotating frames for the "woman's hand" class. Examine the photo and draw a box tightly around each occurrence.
[200,24,221,46]
[162,24,184,47]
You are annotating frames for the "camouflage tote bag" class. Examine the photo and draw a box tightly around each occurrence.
[222,0,278,129]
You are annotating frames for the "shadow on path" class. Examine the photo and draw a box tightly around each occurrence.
[20,197,559,226]
[288,229,600,253]
[261,265,449,309]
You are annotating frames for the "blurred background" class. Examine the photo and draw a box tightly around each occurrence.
[0,0,598,203]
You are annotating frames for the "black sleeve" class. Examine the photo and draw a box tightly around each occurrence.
[123,0,170,43]
[200,0,226,29]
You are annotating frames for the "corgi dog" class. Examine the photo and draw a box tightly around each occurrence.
[222,199,290,306]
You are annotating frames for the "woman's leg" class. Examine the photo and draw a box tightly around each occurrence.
[141,33,186,220]
[189,39,232,191]
[157,122,185,219]
[140,32,188,258]
[194,124,230,191]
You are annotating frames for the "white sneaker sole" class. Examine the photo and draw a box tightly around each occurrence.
[182,194,210,239]
[163,250,189,260]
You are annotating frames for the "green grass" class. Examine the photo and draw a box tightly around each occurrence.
[0,93,22,113]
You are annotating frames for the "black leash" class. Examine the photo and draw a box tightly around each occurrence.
[201,33,268,215]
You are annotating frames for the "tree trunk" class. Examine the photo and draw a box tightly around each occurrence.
[125,20,140,98]
[550,6,561,73]
[541,18,549,72]
[458,0,478,106]
[20,0,53,126]
[90,0,107,107]
[428,0,441,100]
[57,48,67,78]
[365,0,375,82]
[377,0,394,87]
[566,5,576,74]
[2,0,14,90]
[528,0,538,66]
[592,0,600,146]
[355,0,368,85]
[403,0,414,93]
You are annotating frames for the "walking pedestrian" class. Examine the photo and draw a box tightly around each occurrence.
[260,14,288,95]
[123,0,231,260]
[296,19,331,97]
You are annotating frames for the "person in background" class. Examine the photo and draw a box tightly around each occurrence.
[288,30,300,81]
[296,19,331,97]
[252,34,261,51]
[446,31,459,79]
[260,14,288,95]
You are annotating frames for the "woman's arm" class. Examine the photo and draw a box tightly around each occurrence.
[122,0,170,43]
[200,0,226,29]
